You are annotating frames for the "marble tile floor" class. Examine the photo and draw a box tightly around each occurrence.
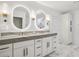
[48,45,79,57]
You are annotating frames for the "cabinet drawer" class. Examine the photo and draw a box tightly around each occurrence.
[35,47,42,56]
[35,46,42,50]
[0,44,12,53]
[35,43,41,48]
[35,39,41,42]
[14,40,34,48]
[35,39,41,44]
[35,39,42,47]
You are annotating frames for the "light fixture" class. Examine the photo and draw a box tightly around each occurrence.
[31,10,36,20]
[0,10,2,16]
[2,3,9,17]
[46,15,50,21]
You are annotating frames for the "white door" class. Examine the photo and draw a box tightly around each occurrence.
[61,13,72,45]
[42,37,52,56]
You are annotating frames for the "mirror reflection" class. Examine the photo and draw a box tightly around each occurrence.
[13,6,30,29]
[36,12,46,29]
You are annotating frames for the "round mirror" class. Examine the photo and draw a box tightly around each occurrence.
[36,11,46,29]
[13,6,30,29]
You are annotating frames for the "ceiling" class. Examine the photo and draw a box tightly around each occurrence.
[37,1,79,13]
[0,1,79,13]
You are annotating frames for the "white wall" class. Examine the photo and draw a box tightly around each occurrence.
[71,10,79,46]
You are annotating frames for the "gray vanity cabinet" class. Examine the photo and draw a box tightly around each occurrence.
[0,44,12,57]
[42,37,52,56]
[14,40,34,57]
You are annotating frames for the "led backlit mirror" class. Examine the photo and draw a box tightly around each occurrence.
[13,6,30,29]
[36,11,46,29]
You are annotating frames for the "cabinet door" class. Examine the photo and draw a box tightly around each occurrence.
[0,44,12,57]
[14,47,24,57]
[42,37,52,56]
[14,45,34,57]
[26,45,34,57]
[14,40,34,57]
[0,51,12,57]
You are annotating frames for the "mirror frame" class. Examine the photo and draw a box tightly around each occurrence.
[12,5,31,32]
[34,10,47,30]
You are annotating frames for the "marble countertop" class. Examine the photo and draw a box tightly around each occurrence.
[0,33,57,45]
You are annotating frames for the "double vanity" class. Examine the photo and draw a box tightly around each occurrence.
[0,33,57,57]
[0,3,58,57]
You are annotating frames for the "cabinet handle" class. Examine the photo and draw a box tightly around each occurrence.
[23,49,25,56]
[37,46,41,49]
[26,48,28,56]
[36,40,41,42]
[0,47,9,50]
[47,42,50,48]
[54,37,56,38]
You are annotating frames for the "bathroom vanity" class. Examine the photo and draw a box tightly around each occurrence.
[0,33,57,57]
[0,3,58,57]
